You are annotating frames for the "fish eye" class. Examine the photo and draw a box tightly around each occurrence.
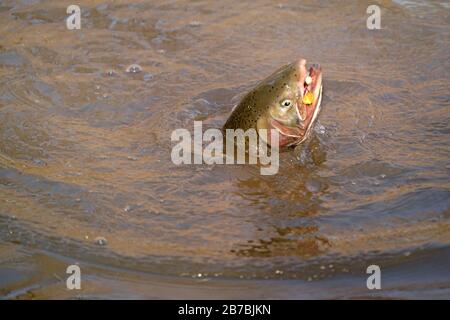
[280,99,292,108]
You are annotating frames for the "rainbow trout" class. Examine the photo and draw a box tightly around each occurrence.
[224,59,323,148]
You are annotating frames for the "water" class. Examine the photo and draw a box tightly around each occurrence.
[0,0,449,299]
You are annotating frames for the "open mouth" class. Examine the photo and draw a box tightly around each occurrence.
[297,60,323,126]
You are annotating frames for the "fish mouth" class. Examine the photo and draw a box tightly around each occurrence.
[269,59,323,147]
[296,59,323,129]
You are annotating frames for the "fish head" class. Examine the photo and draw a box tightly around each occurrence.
[257,59,323,147]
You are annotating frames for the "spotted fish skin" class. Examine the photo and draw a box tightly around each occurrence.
[223,62,299,132]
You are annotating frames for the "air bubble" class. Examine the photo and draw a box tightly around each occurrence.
[94,236,108,246]
[126,64,142,73]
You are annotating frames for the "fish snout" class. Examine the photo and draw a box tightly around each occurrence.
[295,61,323,126]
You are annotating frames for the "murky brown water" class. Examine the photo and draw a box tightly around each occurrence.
[0,0,449,299]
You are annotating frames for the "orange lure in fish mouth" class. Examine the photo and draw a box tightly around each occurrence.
[268,59,323,147]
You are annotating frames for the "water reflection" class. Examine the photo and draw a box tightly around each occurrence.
[229,137,330,258]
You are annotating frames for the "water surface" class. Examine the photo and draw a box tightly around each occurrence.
[0,0,449,299]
